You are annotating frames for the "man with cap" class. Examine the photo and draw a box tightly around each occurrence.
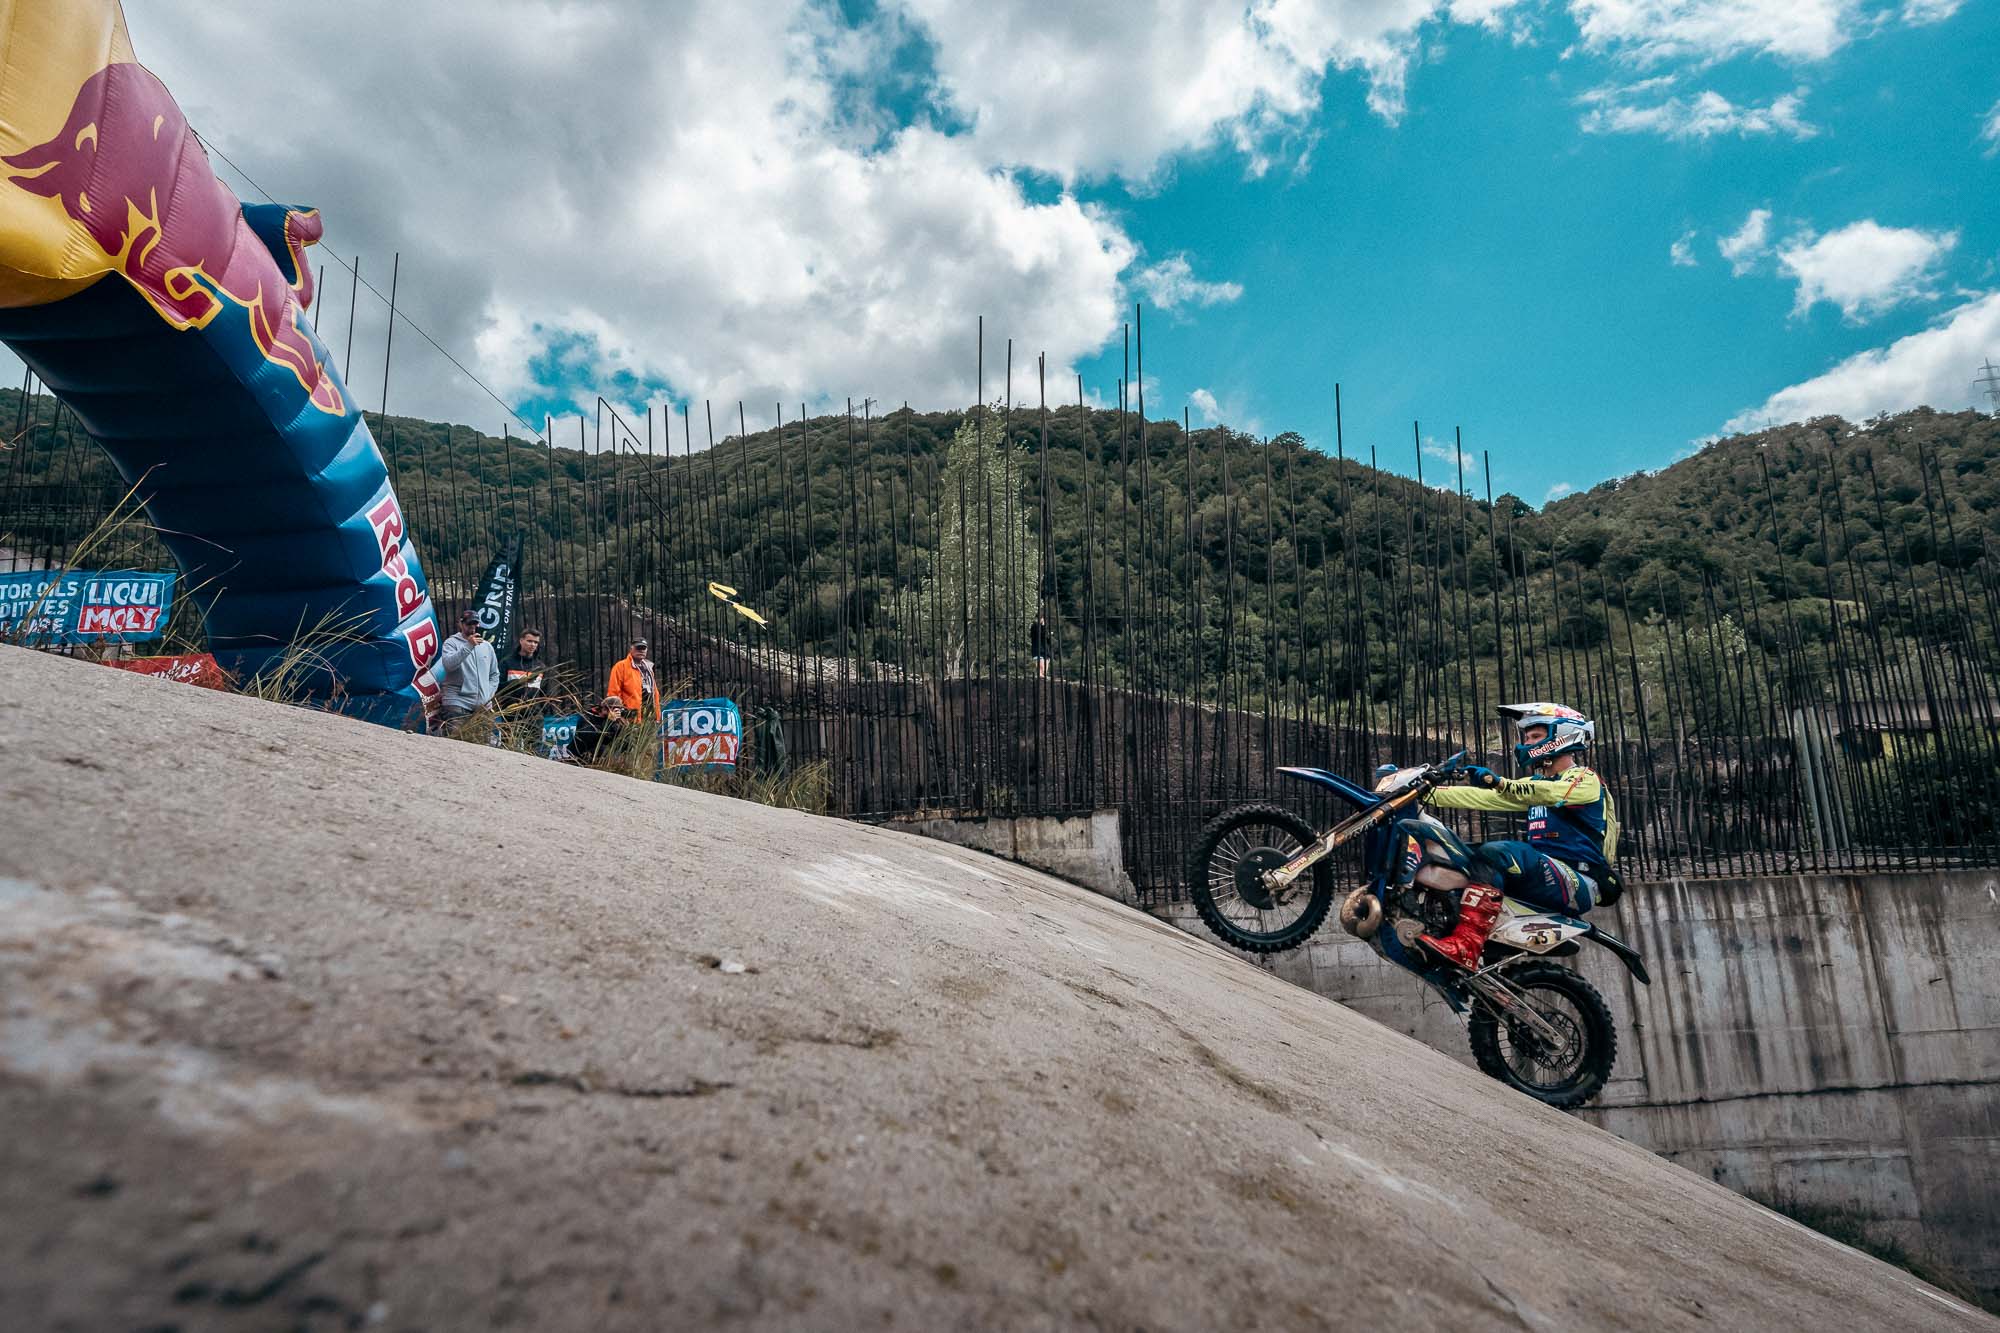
[606,637,657,719]
[435,610,500,728]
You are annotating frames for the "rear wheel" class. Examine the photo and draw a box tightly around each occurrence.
[1187,803,1333,953]
[1467,962,1616,1109]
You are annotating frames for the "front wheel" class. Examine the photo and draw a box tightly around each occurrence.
[1467,962,1617,1109]
[1186,803,1334,953]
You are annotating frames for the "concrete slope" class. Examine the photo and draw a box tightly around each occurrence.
[0,644,1987,1332]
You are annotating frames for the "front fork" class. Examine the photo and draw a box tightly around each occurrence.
[1262,787,1424,899]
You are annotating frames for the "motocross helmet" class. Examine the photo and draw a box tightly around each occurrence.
[1498,701,1594,773]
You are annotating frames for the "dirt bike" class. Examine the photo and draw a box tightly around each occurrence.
[1187,753,1650,1108]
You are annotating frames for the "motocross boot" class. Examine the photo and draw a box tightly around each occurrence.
[1417,883,1502,970]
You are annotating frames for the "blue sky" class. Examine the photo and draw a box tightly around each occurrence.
[1061,3,2000,500]
[21,2,2000,506]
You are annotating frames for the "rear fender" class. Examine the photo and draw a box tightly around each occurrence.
[1584,922,1651,984]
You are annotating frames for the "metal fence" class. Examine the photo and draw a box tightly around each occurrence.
[8,348,2000,901]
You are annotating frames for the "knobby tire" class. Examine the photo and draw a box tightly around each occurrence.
[1187,803,1334,954]
[1467,961,1617,1110]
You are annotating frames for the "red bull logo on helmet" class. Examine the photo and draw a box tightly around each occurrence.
[2,61,343,415]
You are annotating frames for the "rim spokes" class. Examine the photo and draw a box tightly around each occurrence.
[1205,822,1309,936]
[1499,989,1587,1088]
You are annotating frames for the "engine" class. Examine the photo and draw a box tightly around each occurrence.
[1386,885,1459,947]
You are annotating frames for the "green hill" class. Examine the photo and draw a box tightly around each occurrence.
[7,386,1999,739]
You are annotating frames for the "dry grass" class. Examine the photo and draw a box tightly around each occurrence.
[2,473,159,649]
[231,608,380,709]
[8,510,830,819]
[661,757,832,815]
[429,673,831,816]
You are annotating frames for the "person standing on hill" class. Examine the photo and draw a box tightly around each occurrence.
[497,627,549,709]
[435,611,500,727]
[1030,608,1051,679]
[606,637,657,719]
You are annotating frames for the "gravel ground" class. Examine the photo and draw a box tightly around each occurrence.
[0,643,1990,1331]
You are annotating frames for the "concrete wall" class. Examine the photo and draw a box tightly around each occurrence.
[894,809,1137,905]
[1155,870,2000,1302]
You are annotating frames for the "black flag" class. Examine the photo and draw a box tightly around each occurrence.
[470,535,522,652]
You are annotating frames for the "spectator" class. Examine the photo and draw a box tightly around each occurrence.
[1030,608,1051,679]
[570,694,627,764]
[497,627,548,708]
[435,611,499,727]
[607,637,657,718]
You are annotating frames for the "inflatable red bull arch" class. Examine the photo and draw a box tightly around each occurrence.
[0,0,440,722]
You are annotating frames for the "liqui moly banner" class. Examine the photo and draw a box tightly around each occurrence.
[663,697,741,769]
[470,535,522,649]
[0,570,176,644]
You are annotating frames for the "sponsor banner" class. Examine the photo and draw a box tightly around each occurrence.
[470,535,522,650]
[663,697,741,769]
[101,652,229,689]
[0,570,176,644]
[541,712,583,760]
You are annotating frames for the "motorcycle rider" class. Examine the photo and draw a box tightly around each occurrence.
[1414,702,1621,969]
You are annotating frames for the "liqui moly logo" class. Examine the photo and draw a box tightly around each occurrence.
[366,494,441,705]
[75,576,167,634]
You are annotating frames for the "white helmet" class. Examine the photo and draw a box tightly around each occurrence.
[1499,701,1594,773]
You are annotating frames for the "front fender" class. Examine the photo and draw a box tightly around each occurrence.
[1276,766,1381,813]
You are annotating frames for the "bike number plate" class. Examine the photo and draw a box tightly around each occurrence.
[1492,916,1585,953]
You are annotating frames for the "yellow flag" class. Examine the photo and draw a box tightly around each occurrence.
[708,580,768,626]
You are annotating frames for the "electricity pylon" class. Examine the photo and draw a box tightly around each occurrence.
[1977,359,2000,413]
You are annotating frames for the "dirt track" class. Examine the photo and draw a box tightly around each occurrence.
[0,644,1989,1331]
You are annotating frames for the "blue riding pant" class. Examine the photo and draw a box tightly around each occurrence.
[1477,840,1596,916]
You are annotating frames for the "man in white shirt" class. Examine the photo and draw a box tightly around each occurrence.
[434,611,500,728]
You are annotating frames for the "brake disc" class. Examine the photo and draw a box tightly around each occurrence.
[1233,847,1289,911]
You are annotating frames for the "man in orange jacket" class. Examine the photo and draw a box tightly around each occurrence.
[606,637,657,719]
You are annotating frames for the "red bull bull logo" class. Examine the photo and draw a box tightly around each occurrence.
[3,62,343,415]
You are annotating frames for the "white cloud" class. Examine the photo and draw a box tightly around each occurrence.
[1545,481,1576,502]
[1901,0,1964,22]
[1420,436,1465,466]
[114,1,1143,432]
[1722,289,2000,433]
[1719,208,1773,275]
[1670,230,1698,266]
[1569,0,1864,65]
[1449,0,1531,29]
[895,0,1529,183]
[1982,98,2000,156]
[1133,256,1244,310]
[1188,386,1263,435]
[89,1,1550,434]
[1578,82,1815,139]
[1777,220,1957,321]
